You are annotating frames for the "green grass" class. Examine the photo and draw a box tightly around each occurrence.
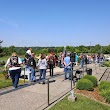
[49,94,110,110]
[103,61,110,67]
[0,74,27,89]
[0,56,9,61]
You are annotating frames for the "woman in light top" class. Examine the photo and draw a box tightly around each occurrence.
[37,53,47,84]
[4,52,22,88]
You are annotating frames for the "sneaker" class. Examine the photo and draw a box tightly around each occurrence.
[33,80,36,82]
[42,81,45,84]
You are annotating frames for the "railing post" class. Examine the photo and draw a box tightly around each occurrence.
[71,69,72,90]
[47,79,49,106]
[83,65,84,77]
[24,67,25,83]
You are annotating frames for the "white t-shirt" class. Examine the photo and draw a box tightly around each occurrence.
[26,50,32,56]
[37,59,47,69]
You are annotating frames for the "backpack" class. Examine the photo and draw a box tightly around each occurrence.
[25,53,31,59]
[70,53,76,62]
[28,57,36,67]
[10,56,19,67]
[49,56,54,65]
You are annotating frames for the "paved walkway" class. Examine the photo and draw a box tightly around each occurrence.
[0,64,109,110]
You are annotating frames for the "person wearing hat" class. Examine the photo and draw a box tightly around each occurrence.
[63,52,72,80]
[4,52,22,88]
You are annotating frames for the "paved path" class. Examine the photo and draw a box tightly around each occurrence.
[0,64,109,110]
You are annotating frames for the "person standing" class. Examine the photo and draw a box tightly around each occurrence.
[80,53,85,68]
[37,53,47,84]
[75,53,79,66]
[48,52,55,77]
[4,52,22,89]
[25,47,32,65]
[26,47,32,57]
[27,53,36,82]
[63,52,72,80]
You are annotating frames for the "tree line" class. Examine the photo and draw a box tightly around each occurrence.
[0,40,110,57]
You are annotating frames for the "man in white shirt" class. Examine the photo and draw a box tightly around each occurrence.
[26,47,32,56]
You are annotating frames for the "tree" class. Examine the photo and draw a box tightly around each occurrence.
[66,46,75,52]
[0,40,4,57]
[0,40,3,47]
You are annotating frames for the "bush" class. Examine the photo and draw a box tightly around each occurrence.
[103,61,110,67]
[83,75,98,87]
[100,89,110,103]
[0,52,5,57]
[0,61,6,66]
[76,78,94,91]
[98,81,110,91]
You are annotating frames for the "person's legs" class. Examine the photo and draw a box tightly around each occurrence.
[9,70,15,87]
[64,68,67,80]
[14,69,21,88]
[49,64,52,76]
[51,65,54,76]
[42,69,46,79]
[42,69,46,84]
[39,69,43,80]
[67,68,71,80]
[81,59,84,68]
[29,67,36,82]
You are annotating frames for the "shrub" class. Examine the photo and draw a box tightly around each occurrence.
[100,89,110,103]
[103,61,110,67]
[0,52,5,57]
[98,81,110,91]
[83,75,98,87]
[76,78,94,91]
[0,61,6,66]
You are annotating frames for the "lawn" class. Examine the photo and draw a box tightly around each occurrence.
[0,73,26,89]
[103,61,110,67]
[49,94,110,110]
[0,56,9,61]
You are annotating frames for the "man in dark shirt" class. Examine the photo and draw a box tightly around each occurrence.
[27,53,36,82]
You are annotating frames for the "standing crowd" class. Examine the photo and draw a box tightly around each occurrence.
[4,47,105,88]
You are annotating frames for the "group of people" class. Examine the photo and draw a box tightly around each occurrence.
[4,47,104,89]
[79,53,105,68]
[4,47,57,88]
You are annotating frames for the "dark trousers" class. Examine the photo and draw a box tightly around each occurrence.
[49,64,54,76]
[9,68,21,88]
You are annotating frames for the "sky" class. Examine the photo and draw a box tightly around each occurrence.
[0,0,110,47]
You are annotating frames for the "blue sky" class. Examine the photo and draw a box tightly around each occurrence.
[0,0,110,47]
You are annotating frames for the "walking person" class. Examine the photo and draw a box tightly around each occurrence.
[63,52,72,80]
[4,52,22,89]
[37,53,47,84]
[27,53,36,82]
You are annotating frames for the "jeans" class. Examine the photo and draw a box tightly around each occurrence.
[9,68,21,88]
[64,68,71,80]
[27,66,36,82]
[39,69,46,81]
[80,59,84,68]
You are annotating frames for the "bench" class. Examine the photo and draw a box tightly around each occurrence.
[20,68,31,81]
